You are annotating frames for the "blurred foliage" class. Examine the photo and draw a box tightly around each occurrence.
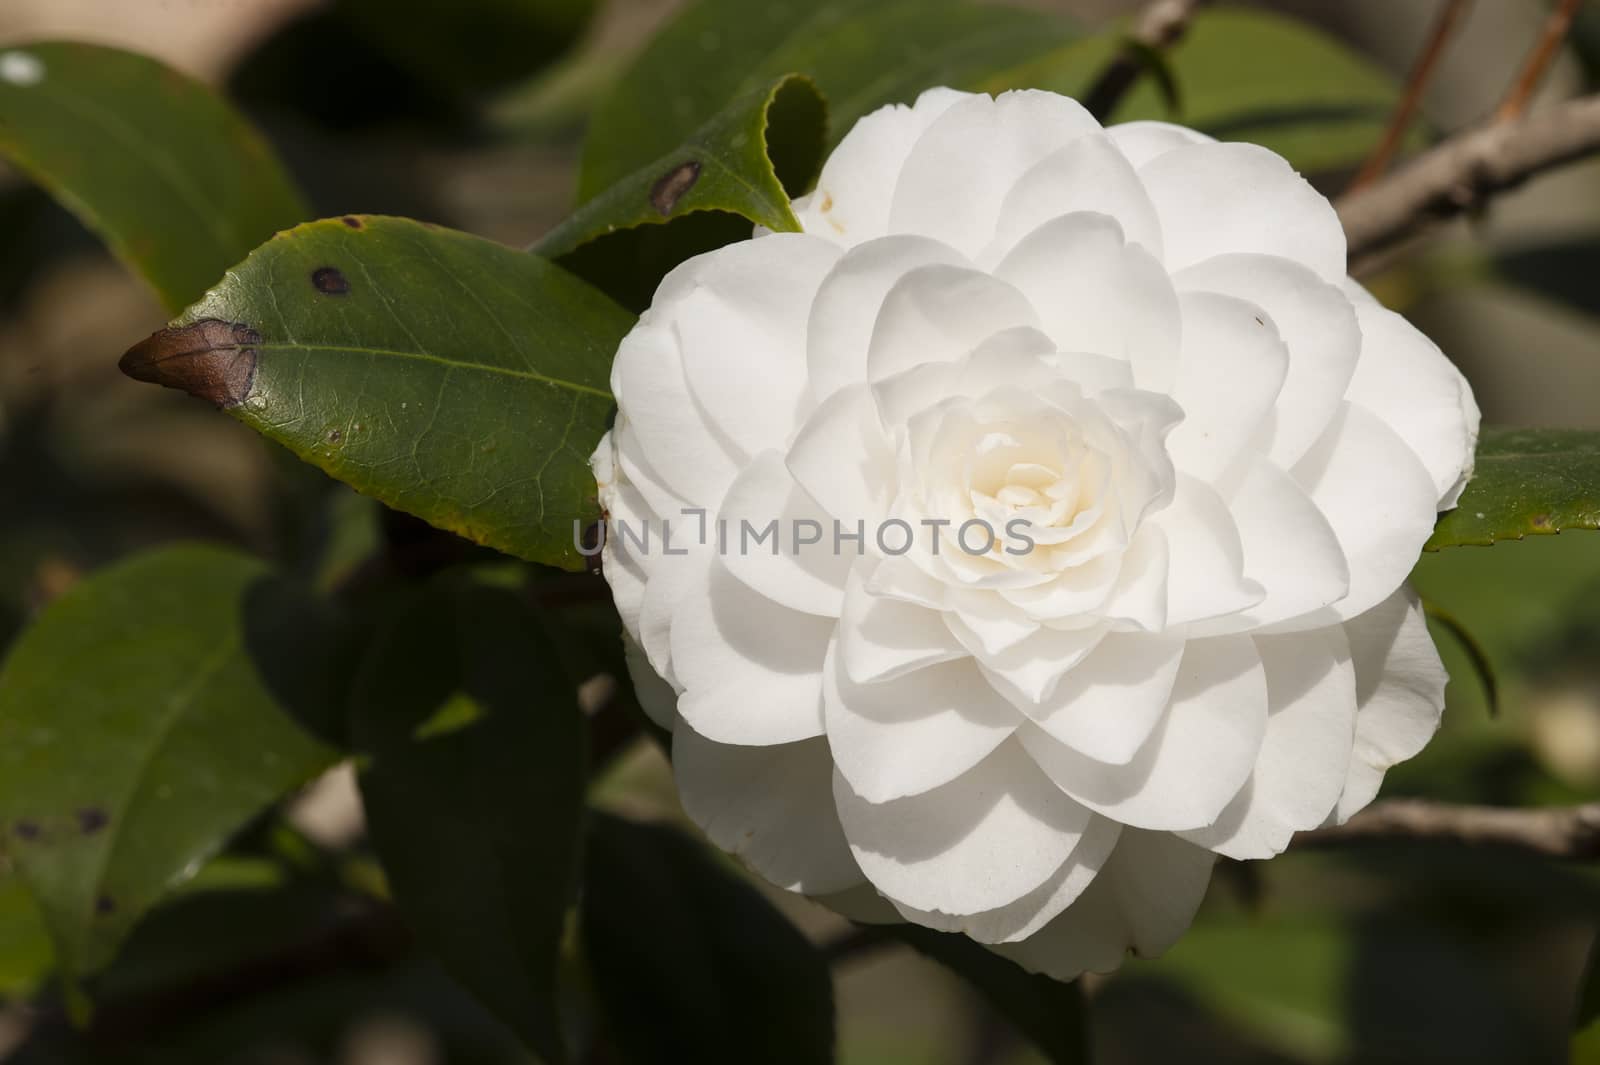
[0,43,306,313]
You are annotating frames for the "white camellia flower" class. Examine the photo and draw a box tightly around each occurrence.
[590,88,1479,978]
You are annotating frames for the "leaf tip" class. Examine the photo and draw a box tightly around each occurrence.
[120,318,259,408]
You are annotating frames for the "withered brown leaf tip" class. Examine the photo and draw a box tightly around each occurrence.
[119,319,260,409]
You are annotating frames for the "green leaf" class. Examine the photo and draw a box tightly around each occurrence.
[890,926,1090,1065]
[1428,429,1600,548]
[581,814,834,1065]
[0,546,349,975]
[0,42,307,313]
[351,579,584,1064]
[120,216,635,571]
[577,0,1079,201]
[538,73,822,259]
[339,0,597,97]
[998,9,1406,173]
[538,73,825,311]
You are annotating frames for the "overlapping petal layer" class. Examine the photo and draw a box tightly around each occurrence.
[594,88,1475,979]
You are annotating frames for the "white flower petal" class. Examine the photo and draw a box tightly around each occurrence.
[1164,290,1290,483]
[972,625,1107,708]
[838,564,966,682]
[865,264,1041,383]
[717,450,851,618]
[889,89,1102,258]
[623,631,678,730]
[1150,475,1264,627]
[993,829,1215,980]
[824,641,1018,803]
[1198,456,1350,633]
[1343,296,1481,509]
[787,383,898,527]
[1179,627,1356,858]
[1285,404,1439,626]
[1020,635,1269,831]
[1175,253,1361,468]
[796,87,971,245]
[1139,142,1346,281]
[670,233,842,458]
[895,814,1122,943]
[609,323,740,508]
[834,738,1095,915]
[1026,632,1187,764]
[674,725,863,894]
[1105,119,1214,168]
[992,212,1181,392]
[671,554,832,744]
[807,235,973,404]
[987,133,1164,261]
[1333,586,1447,821]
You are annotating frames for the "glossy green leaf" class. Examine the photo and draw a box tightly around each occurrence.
[0,546,349,975]
[352,579,584,1064]
[581,814,834,1065]
[891,926,1090,1065]
[577,0,1078,201]
[539,73,824,310]
[0,42,307,313]
[121,216,635,571]
[997,9,1406,173]
[538,73,822,260]
[1428,429,1600,548]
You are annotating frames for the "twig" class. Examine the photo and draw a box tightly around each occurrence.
[1347,0,1473,194]
[1337,92,1600,262]
[1297,798,1600,858]
[1496,0,1585,123]
[1081,0,1208,122]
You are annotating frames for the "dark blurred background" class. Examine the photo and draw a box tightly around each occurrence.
[3,1,1600,1063]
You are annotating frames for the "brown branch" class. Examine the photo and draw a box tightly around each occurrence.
[1337,92,1600,262]
[1347,0,1473,194]
[1496,0,1584,123]
[1082,0,1208,122]
[1296,798,1600,858]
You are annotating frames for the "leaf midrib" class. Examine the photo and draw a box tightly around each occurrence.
[255,342,612,400]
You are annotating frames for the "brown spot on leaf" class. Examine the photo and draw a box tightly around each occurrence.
[13,820,39,842]
[1532,513,1552,528]
[77,808,108,835]
[326,428,343,444]
[342,215,364,229]
[312,266,350,295]
[650,161,700,215]
[95,895,116,916]
[120,319,259,408]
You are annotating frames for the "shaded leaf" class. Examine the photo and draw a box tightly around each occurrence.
[582,814,834,1065]
[0,42,306,312]
[1428,429,1600,548]
[121,216,634,571]
[891,925,1090,1065]
[340,0,597,97]
[997,9,1406,173]
[538,73,821,257]
[539,73,825,311]
[577,0,1078,200]
[0,546,350,975]
[352,579,584,1063]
